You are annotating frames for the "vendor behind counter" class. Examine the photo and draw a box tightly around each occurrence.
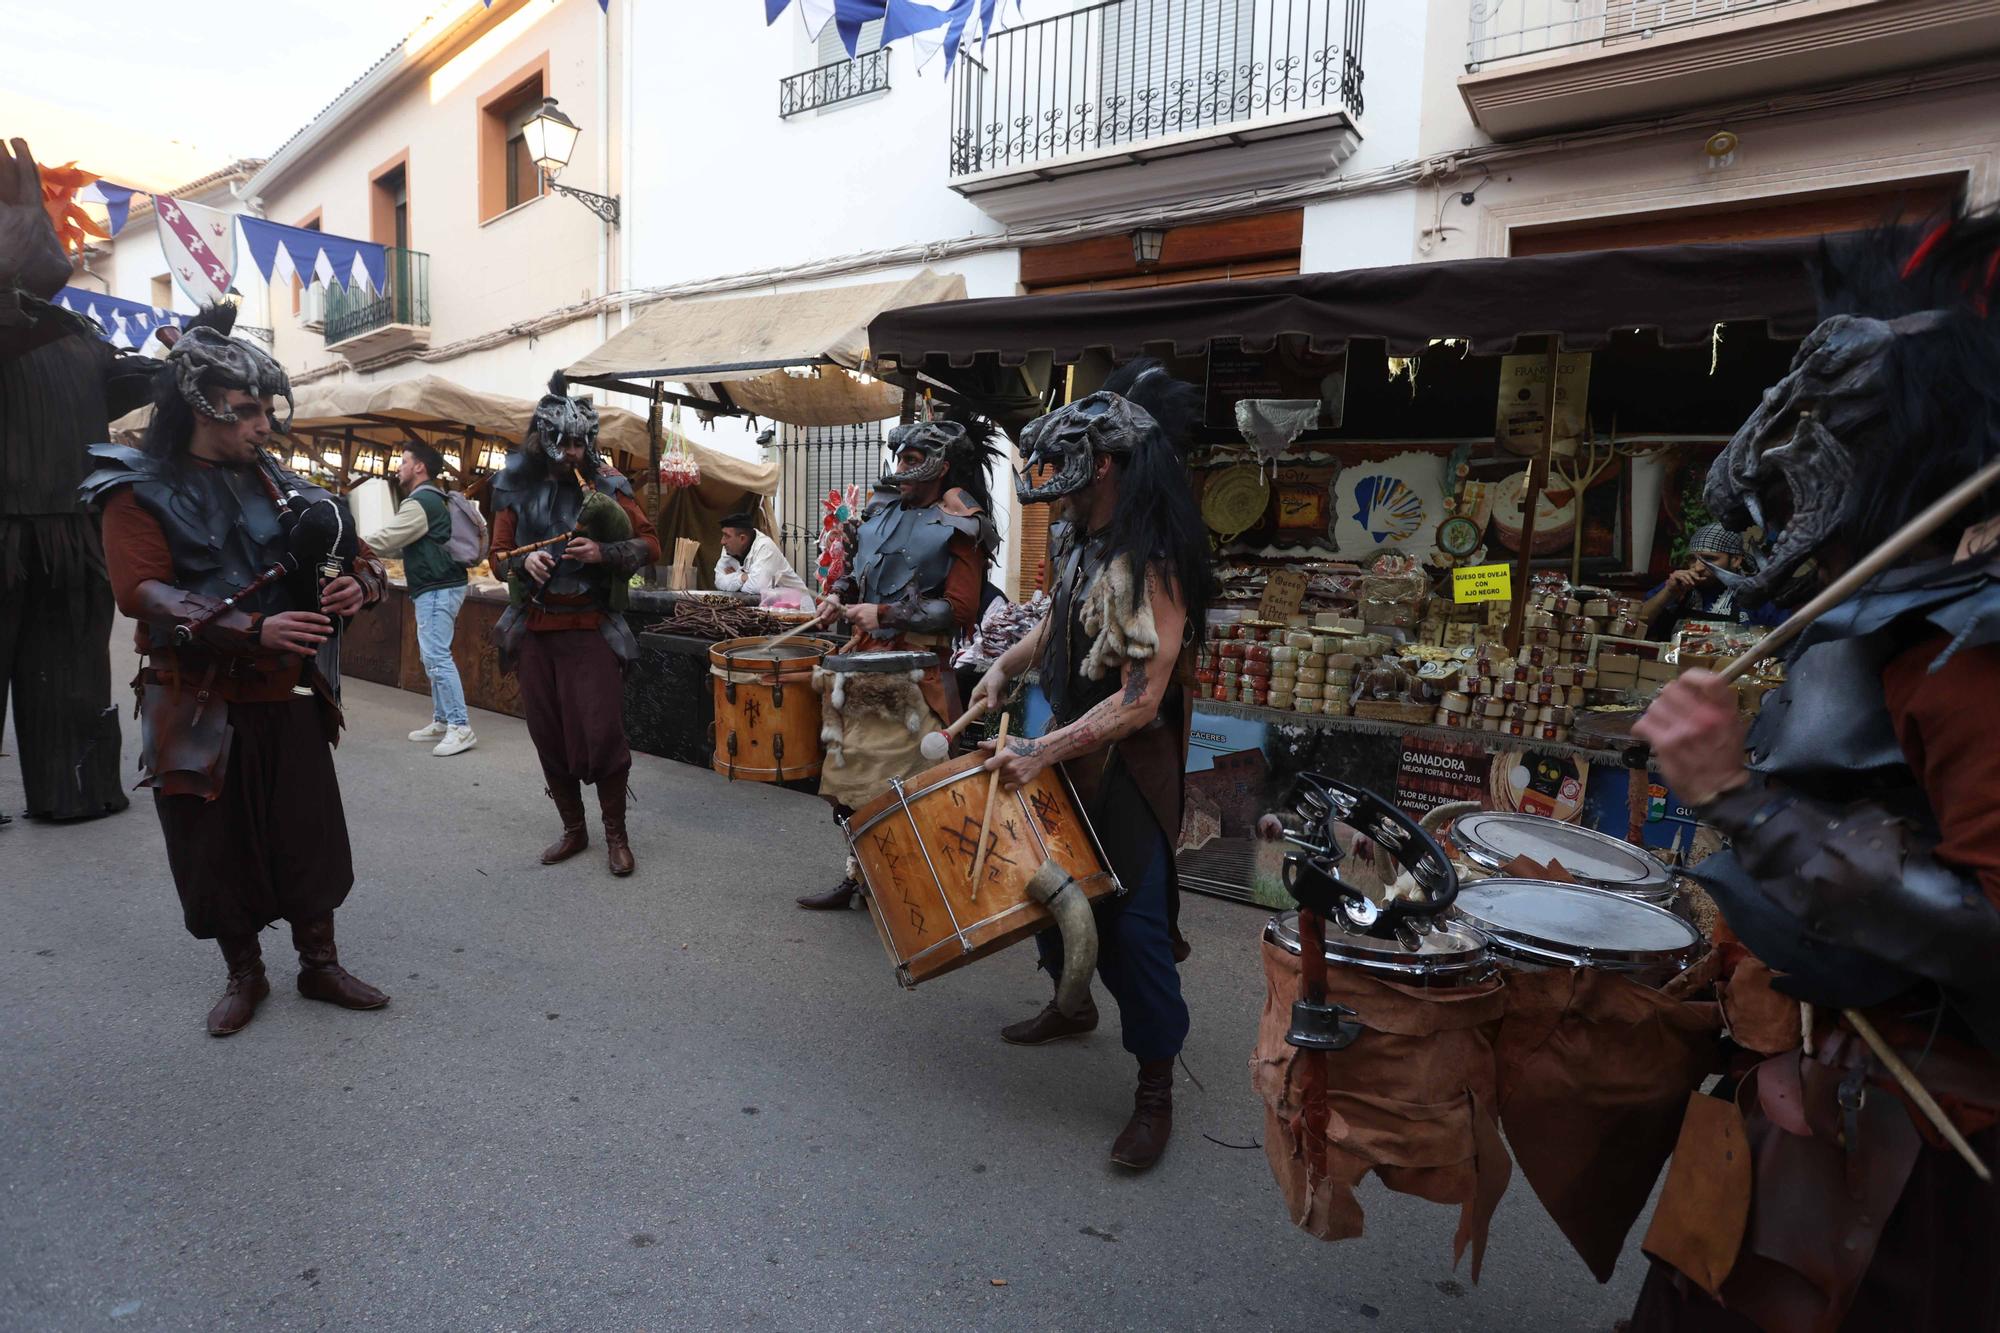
[1641,523,1783,639]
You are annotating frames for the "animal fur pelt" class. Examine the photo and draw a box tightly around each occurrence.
[1079,554,1159,680]
[813,666,928,769]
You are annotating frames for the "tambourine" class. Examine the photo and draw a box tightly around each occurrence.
[1273,774,1460,941]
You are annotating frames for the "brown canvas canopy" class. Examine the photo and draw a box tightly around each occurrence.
[869,239,1823,370]
[110,373,779,570]
[565,269,965,426]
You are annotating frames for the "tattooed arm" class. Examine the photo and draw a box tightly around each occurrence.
[981,568,1187,789]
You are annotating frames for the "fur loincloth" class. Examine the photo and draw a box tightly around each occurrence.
[1078,554,1159,680]
[813,667,927,770]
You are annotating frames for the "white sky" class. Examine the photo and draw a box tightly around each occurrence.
[6,0,449,165]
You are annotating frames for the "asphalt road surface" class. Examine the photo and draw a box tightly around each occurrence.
[1,626,1646,1331]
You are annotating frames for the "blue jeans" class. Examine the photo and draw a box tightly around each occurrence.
[1034,820,1190,1063]
[413,584,469,727]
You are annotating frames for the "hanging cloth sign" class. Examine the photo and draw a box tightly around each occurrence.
[237,216,386,293]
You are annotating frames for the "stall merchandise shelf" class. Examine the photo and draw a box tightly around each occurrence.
[1196,698,1621,766]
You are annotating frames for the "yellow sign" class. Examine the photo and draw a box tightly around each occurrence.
[1452,562,1513,604]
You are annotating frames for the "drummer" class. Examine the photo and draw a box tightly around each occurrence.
[973,359,1212,1172]
[795,417,1001,911]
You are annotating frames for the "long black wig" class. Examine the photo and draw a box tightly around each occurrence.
[1091,357,1214,642]
[1814,207,2000,555]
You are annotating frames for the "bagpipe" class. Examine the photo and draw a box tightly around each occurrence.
[491,468,633,605]
[175,448,360,697]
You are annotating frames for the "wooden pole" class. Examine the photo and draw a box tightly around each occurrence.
[1504,338,1560,655]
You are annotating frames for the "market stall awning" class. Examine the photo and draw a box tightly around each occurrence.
[564,269,966,426]
[870,240,1823,369]
[108,373,777,500]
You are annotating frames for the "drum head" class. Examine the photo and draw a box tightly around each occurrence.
[720,641,824,661]
[1265,910,1490,983]
[824,650,934,674]
[1451,878,1697,969]
[1449,811,1673,895]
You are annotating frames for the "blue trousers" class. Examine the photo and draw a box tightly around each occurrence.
[1034,820,1190,1063]
[413,584,469,727]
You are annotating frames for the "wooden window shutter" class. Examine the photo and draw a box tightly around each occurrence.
[1013,503,1052,599]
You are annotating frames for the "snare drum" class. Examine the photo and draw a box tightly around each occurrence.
[709,636,836,782]
[847,750,1120,988]
[1449,810,1676,903]
[1264,910,1493,988]
[1450,877,1699,985]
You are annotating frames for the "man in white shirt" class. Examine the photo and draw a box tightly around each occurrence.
[715,512,810,605]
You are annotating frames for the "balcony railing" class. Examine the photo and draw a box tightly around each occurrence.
[324,248,429,348]
[948,0,1365,179]
[1467,0,1810,69]
[780,47,892,118]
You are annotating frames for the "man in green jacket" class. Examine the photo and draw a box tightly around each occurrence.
[363,443,476,756]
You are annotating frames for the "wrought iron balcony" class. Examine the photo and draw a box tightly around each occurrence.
[947,0,1365,224]
[780,47,892,119]
[324,248,431,357]
[1460,0,2000,139]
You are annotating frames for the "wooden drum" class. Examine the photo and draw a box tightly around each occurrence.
[709,636,836,782]
[846,751,1122,988]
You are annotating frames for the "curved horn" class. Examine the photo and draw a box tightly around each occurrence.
[1026,857,1098,1019]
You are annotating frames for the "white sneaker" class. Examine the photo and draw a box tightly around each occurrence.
[432,725,477,757]
[408,720,448,742]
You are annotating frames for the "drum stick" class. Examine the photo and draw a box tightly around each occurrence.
[1843,1007,1993,1184]
[759,593,827,653]
[920,697,990,762]
[967,712,1011,894]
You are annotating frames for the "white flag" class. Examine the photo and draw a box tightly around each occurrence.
[155,196,236,307]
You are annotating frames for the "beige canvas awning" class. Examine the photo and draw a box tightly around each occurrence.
[108,373,777,502]
[564,269,965,427]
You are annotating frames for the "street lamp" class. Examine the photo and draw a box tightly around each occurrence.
[523,96,621,226]
[1131,227,1166,268]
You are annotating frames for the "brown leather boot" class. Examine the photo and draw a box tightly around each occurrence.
[540,779,589,864]
[599,776,634,877]
[797,877,861,910]
[1000,986,1099,1045]
[291,915,390,1010]
[1110,1059,1175,1170]
[206,933,270,1037]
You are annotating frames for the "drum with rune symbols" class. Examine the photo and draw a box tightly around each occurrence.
[709,635,837,782]
[845,750,1122,988]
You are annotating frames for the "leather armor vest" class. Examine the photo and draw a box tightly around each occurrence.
[853,501,962,606]
[500,467,633,604]
[79,447,305,650]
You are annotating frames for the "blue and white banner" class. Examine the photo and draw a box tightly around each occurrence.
[76,180,140,237]
[237,216,386,293]
[767,0,1008,70]
[55,286,186,350]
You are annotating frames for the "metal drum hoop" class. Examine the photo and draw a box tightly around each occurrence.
[1449,877,1698,971]
[1448,810,1675,898]
[823,649,936,675]
[1264,911,1492,986]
